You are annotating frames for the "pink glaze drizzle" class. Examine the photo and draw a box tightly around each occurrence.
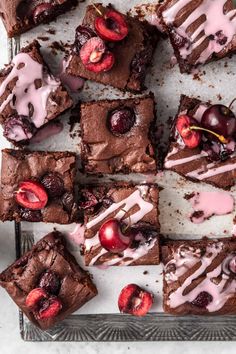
[188,191,235,223]
[0,53,60,128]
[162,0,236,64]
[68,224,85,245]
[59,59,85,92]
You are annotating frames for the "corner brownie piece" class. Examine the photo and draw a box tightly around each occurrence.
[80,183,160,266]
[0,231,97,330]
[80,94,157,174]
[158,0,236,73]
[0,0,78,37]
[0,40,73,145]
[0,149,78,224]
[164,95,236,189]
[65,3,159,92]
[162,237,236,315]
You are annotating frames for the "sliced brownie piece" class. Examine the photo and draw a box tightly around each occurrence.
[0,231,97,330]
[80,182,160,266]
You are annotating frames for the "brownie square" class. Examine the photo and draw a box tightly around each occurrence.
[80,183,160,266]
[162,237,236,315]
[164,95,236,189]
[0,0,78,37]
[0,41,73,145]
[0,231,97,330]
[158,0,236,73]
[0,149,78,224]
[80,94,157,174]
[65,3,159,92]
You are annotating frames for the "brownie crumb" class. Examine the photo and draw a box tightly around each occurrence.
[184,192,195,200]
[37,36,49,42]
[143,270,148,275]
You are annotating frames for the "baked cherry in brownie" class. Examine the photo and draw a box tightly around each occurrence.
[80,94,157,174]
[164,95,236,189]
[79,183,160,266]
[0,232,97,330]
[162,237,236,315]
[0,41,73,146]
[65,3,159,92]
[158,0,236,73]
[0,0,78,37]
[0,149,78,224]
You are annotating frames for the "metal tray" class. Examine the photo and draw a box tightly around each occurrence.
[9,0,236,341]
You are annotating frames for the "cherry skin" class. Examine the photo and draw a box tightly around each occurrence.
[98,218,133,253]
[95,10,128,42]
[176,115,202,149]
[15,180,48,210]
[201,104,236,141]
[107,107,136,136]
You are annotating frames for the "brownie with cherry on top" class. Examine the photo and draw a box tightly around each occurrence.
[0,231,97,330]
[80,94,157,174]
[0,0,78,37]
[0,40,73,145]
[158,0,236,73]
[164,95,236,189]
[79,182,160,266]
[0,149,78,224]
[162,237,236,315]
[65,3,159,92]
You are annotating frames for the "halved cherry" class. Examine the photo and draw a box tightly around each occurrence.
[98,218,133,253]
[37,297,62,320]
[118,284,154,317]
[15,180,48,210]
[95,10,128,42]
[176,115,202,149]
[80,37,115,73]
[26,288,47,309]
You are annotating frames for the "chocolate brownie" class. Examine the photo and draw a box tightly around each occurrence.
[0,231,97,330]
[80,94,157,174]
[0,41,73,145]
[0,0,78,37]
[162,237,236,315]
[65,3,159,92]
[0,149,78,224]
[158,0,236,73]
[80,183,160,266]
[164,95,236,189]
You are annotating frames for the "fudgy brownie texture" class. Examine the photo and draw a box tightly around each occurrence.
[80,94,157,174]
[0,40,73,145]
[0,0,78,37]
[0,231,97,330]
[158,0,236,73]
[65,3,159,92]
[162,237,236,315]
[80,183,160,266]
[0,149,78,224]
[164,95,236,189]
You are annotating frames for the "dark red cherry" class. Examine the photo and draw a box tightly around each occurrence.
[107,107,136,136]
[74,25,97,52]
[176,115,201,148]
[39,270,61,295]
[32,3,54,24]
[201,105,236,141]
[41,173,64,198]
[191,291,213,308]
[95,10,128,42]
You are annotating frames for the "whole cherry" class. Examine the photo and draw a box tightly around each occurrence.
[107,107,136,136]
[98,218,133,253]
[95,9,129,42]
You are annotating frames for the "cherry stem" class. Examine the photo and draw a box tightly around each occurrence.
[120,208,131,233]
[92,3,103,16]
[189,125,228,144]
[229,97,236,110]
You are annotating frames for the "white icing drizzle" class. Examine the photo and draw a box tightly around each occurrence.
[0,53,60,128]
[85,187,155,266]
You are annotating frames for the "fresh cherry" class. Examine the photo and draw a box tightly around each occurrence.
[39,270,61,295]
[98,218,133,253]
[26,288,47,309]
[32,3,54,24]
[107,107,136,136]
[191,291,213,308]
[74,25,97,52]
[15,180,48,210]
[41,173,64,198]
[80,37,115,73]
[118,284,153,317]
[95,10,128,42]
[202,105,236,141]
[36,296,62,320]
[176,115,202,149]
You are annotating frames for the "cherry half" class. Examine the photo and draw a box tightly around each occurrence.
[15,180,48,210]
[176,115,202,149]
[118,284,154,317]
[98,218,133,253]
[80,37,115,73]
[95,9,128,42]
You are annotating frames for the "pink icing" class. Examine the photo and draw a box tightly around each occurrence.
[30,121,63,143]
[68,224,85,245]
[165,150,208,168]
[162,0,236,64]
[58,59,84,92]
[188,191,235,223]
[6,123,33,142]
[0,53,60,128]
